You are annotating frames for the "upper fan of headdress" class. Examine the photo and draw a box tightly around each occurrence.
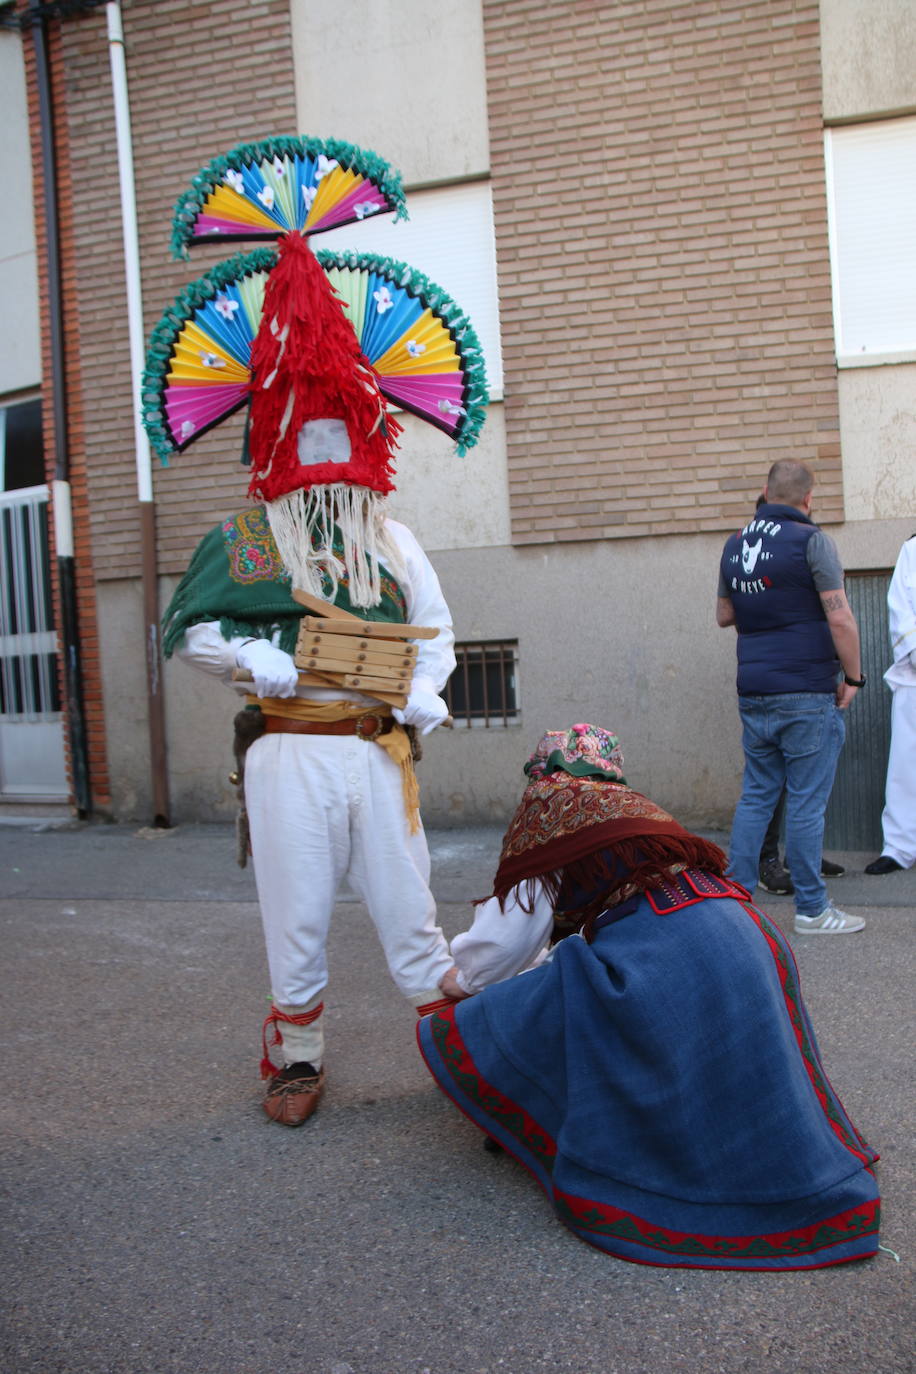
[170,135,408,259]
[142,246,488,461]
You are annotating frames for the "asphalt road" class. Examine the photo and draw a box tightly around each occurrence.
[0,821,913,1374]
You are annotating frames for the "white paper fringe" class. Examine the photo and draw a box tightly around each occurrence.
[265,484,405,609]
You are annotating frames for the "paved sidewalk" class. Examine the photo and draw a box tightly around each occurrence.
[0,820,913,1374]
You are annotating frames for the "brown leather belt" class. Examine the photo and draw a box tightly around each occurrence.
[263,712,394,741]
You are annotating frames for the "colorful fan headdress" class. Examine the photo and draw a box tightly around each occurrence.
[142,136,489,604]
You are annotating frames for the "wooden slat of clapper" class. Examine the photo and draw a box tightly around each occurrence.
[296,635,416,672]
[291,588,439,639]
[299,624,419,659]
[302,616,438,640]
[298,654,413,683]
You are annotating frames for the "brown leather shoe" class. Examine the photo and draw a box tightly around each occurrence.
[262,1062,325,1127]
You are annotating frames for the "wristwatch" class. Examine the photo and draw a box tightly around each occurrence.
[844,673,866,687]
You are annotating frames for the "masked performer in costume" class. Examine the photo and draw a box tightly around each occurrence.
[866,533,916,875]
[145,139,487,1127]
[420,725,880,1270]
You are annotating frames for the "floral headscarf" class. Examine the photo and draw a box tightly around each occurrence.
[492,724,727,931]
[523,723,626,783]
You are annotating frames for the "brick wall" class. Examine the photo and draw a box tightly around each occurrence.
[57,0,299,580]
[482,0,842,543]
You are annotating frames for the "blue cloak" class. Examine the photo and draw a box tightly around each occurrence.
[418,880,879,1270]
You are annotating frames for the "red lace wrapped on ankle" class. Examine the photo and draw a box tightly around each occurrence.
[260,1002,324,1079]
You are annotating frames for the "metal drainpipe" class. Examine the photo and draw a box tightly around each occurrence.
[106,1,170,827]
[30,4,92,815]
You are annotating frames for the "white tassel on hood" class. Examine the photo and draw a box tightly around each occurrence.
[266,484,406,609]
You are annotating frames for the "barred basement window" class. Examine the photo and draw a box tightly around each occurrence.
[445,640,519,728]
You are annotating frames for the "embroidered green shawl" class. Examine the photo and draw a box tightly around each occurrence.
[162,507,408,657]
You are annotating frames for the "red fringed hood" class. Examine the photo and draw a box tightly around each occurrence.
[246,231,401,502]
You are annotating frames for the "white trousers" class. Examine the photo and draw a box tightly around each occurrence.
[881,687,916,868]
[245,731,453,1060]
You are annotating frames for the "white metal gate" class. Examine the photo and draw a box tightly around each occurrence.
[0,484,67,798]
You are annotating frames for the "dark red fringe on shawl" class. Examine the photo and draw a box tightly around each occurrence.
[493,821,729,938]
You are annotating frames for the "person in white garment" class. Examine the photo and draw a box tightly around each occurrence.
[865,534,916,875]
[162,230,459,1127]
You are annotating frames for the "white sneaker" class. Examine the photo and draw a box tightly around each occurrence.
[794,902,866,935]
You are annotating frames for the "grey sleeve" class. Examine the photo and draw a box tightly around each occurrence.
[806,531,844,591]
[717,567,730,597]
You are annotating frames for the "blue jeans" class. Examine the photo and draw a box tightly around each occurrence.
[727,693,846,916]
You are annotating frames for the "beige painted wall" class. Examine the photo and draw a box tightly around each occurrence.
[821,1,916,531]
[838,365,916,523]
[99,578,240,821]
[291,0,490,186]
[426,535,747,827]
[821,0,916,121]
[0,30,41,395]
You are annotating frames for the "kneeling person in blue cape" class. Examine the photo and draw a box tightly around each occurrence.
[418,724,880,1271]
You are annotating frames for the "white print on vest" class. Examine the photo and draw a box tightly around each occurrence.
[730,577,769,594]
[742,538,763,574]
[741,518,782,537]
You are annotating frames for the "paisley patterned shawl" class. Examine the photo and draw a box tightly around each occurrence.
[492,776,728,923]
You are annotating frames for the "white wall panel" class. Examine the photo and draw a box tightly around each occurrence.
[0,31,41,394]
[826,118,916,365]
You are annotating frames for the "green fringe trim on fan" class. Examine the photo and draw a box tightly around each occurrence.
[170,135,409,260]
[141,248,279,466]
[316,249,490,455]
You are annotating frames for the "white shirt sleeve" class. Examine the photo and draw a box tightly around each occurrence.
[450,880,555,994]
[384,519,456,693]
[885,539,916,689]
[176,621,249,683]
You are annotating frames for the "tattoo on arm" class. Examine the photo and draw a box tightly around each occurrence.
[821,591,846,613]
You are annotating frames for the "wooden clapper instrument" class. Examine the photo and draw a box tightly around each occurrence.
[234,588,439,710]
[289,589,440,708]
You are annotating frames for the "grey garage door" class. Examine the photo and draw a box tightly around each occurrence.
[823,570,893,851]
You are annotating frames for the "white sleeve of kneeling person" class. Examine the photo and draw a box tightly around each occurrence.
[450,882,555,995]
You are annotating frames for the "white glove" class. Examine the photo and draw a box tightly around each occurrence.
[393,677,449,735]
[236,640,299,698]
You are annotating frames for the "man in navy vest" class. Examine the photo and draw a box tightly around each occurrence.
[717,460,866,935]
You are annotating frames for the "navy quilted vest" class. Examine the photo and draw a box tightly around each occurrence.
[720,503,839,695]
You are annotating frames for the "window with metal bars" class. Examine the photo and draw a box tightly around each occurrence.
[444,640,519,727]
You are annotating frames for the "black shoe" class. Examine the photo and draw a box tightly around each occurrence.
[820,858,845,877]
[864,855,904,875]
[759,857,794,895]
